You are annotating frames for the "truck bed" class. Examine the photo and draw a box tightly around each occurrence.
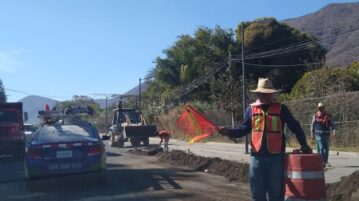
[124,125,157,137]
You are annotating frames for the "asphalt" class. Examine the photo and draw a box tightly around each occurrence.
[0,142,251,201]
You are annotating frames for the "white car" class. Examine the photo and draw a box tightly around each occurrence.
[24,123,36,146]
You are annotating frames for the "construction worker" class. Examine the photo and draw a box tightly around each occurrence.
[218,78,311,201]
[311,102,336,167]
[156,130,170,152]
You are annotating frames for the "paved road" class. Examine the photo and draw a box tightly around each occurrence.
[0,143,250,201]
[1,138,356,201]
[156,137,359,183]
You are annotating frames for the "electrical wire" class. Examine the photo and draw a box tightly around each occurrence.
[232,24,359,60]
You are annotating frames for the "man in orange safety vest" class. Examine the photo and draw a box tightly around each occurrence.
[219,78,312,201]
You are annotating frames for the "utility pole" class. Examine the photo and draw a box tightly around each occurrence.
[105,95,108,134]
[139,78,142,111]
[241,22,249,154]
[91,93,118,135]
[228,51,235,129]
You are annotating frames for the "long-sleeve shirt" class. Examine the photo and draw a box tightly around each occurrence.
[311,113,335,134]
[227,103,308,156]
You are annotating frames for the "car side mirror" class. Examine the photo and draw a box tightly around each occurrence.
[101,135,110,141]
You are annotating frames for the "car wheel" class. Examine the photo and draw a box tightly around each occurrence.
[24,162,36,180]
[143,137,149,146]
[130,138,140,147]
[118,140,124,148]
[109,132,117,147]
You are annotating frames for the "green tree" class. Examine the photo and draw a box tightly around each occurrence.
[144,26,237,105]
[236,18,326,92]
[142,18,327,124]
[283,62,359,100]
[0,79,6,103]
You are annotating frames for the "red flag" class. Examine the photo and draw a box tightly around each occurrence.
[177,104,218,144]
[45,104,50,111]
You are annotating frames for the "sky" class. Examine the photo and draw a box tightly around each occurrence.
[1,0,357,102]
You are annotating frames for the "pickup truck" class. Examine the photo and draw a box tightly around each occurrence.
[0,102,27,160]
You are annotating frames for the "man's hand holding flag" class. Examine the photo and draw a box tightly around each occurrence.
[176,104,219,145]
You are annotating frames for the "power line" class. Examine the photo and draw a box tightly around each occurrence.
[5,88,117,101]
[241,56,358,68]
[283,90,359,103]
[232,24,359,61]
[243,23,359,54]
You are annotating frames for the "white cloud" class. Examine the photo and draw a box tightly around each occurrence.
[0,49,29,72]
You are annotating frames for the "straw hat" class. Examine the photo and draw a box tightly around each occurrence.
[250,78,279,93]
[318,102,325,108]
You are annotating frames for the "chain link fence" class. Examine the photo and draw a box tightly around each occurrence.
[284,91,359,149]
[157,91,359,149]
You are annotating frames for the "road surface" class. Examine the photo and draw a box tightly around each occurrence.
[0,143,250,201]
[1,138,357,201]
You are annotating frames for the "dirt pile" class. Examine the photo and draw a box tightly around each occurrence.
[159,150,249,183]
[327,170,359,201]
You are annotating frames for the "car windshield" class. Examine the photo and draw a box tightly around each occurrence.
[121,111,139,122]
[36,124,95,143]
[0,110,17,123]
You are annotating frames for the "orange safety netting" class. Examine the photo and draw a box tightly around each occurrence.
[176,104,218,145]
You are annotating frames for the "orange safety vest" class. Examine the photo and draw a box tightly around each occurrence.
[251,103,283,154]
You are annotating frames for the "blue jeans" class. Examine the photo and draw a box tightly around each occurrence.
[315,135,329,163]
[249,154,285,201]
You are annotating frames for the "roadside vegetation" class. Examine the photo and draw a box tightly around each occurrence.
[43,18,358,151]
[140,18,359,151]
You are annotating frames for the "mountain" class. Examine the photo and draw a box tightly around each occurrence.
[284,2,359,67]
[16,82,149,123]
[94,81,149,108]
[19,95,58,124]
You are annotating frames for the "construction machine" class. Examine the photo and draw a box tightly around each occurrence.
[108,96,157,147]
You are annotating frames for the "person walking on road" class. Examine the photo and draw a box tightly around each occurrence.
[218,78,312,201]
[156,130,170,152]
[311,102,336,167]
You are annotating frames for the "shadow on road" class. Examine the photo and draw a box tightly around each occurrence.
[0,164,197,201]
[106,163,126,168]
[106,152,122,157]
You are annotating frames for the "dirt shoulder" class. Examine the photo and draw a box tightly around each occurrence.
[130,148,359,201]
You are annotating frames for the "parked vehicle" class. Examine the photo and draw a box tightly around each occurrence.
[0,102,27,160]
[24,123,36,146]
[25,106,109,179]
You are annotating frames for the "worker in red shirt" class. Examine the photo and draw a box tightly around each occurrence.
[156,130,170,152]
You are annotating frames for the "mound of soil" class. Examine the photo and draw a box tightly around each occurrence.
[327,170,359,201]
[128,149,359,199]
[159,150,249,183]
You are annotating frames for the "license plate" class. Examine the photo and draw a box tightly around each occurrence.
[49,163,82,171]
[56,150,73,158]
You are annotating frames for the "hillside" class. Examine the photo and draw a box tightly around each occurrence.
[16,81,149,124]
[19,95,58,124]
[284,2,359,67]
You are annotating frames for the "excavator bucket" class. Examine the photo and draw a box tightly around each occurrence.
[124,125,157,137]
